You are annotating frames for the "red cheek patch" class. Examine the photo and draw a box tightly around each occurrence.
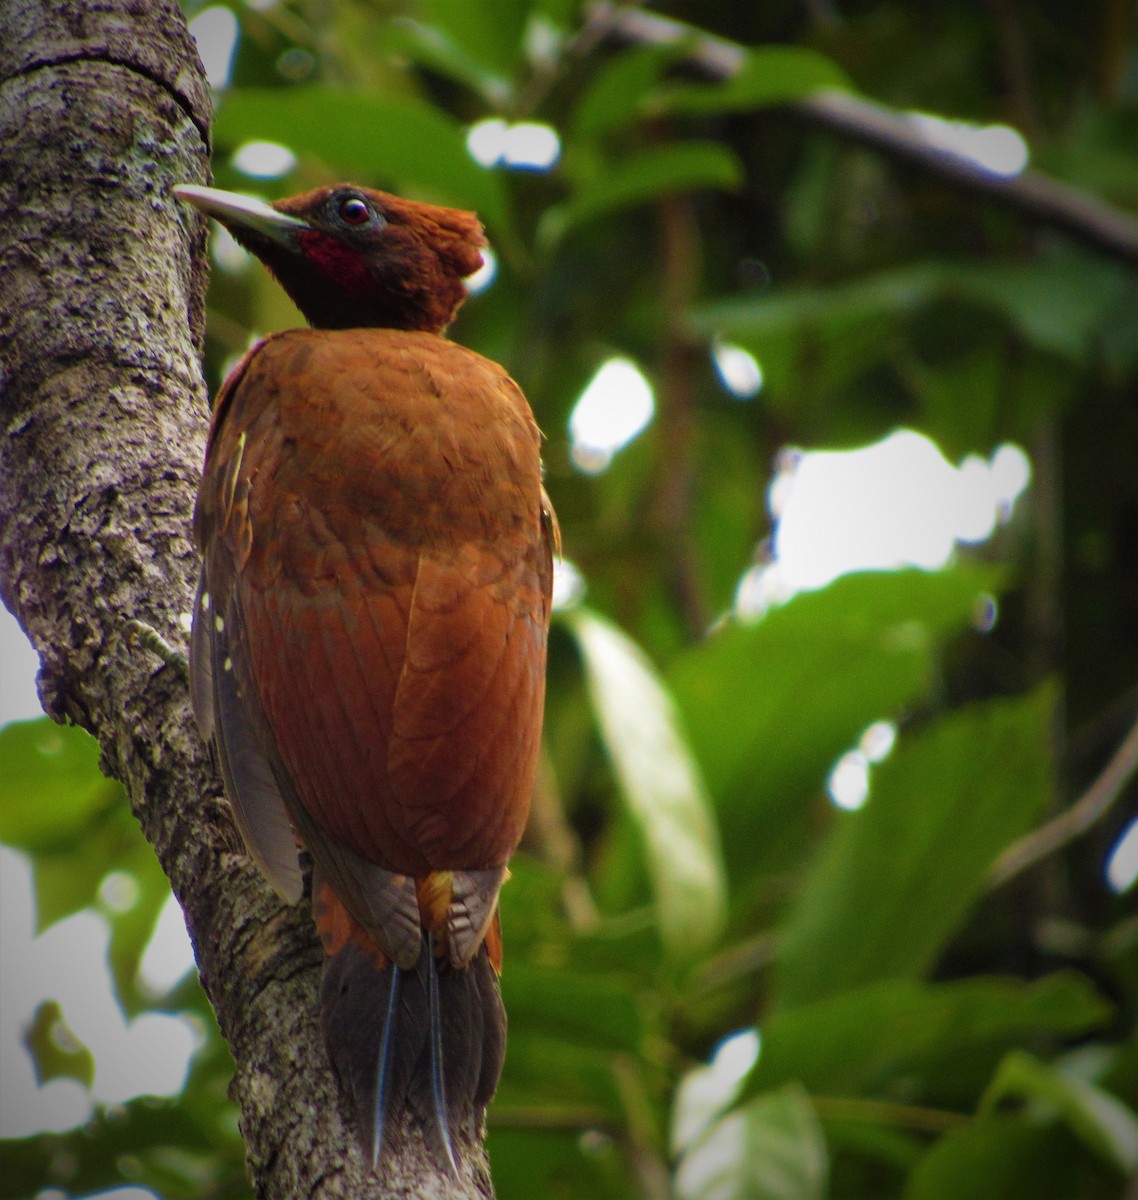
[296,230,375,297]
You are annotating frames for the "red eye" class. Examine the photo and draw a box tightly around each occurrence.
[337,196,373,226]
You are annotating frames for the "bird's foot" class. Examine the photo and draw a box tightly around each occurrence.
[125,618,189,679]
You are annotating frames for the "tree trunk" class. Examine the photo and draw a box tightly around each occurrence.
[0,2,492,1196]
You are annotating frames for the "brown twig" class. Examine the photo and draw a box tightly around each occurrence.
[811,1095,969,1134]
[687,930,778,996]
[989,0,1043,142]
[612,1054,675,1200]
[650,191,708,637]
[989,709,1138,888]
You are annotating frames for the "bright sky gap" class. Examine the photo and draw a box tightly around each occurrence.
[568,357,656,473]
[466,119,562,171]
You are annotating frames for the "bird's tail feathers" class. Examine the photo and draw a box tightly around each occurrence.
[317,897,505,1175]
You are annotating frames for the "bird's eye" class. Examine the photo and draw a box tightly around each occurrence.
[337,195,375,226]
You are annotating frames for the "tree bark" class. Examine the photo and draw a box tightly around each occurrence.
[0,2,491,1196]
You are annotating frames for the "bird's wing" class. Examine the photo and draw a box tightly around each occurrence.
[190,345,304,904]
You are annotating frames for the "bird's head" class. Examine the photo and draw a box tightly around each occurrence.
[174,183,486,333]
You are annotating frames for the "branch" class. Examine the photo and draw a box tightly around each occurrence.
[0,2,489,1195]
[586,3,1138,266]
[989,708,1138,888]
[650,190,709,637]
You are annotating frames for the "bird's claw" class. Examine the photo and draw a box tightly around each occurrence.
[125,618,189,679]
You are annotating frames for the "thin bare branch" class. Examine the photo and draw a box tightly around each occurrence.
[989,710,1138,888]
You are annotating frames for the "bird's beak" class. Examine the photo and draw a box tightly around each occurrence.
[173,184,308,248]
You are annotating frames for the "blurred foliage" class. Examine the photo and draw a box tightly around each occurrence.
[4,1,1138,1198]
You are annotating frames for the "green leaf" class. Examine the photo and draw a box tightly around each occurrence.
[489,1127,634,1200]
[24,1000,95,1088]
[1,984,246,1200]
[945,253,1133,364]
[542,142,743,244]
[417,0,531,78]
[26,802,159,935]
[741,974,1111,1102]
[899,342,1006,459]
[668,566,1001,881]
[570,43,848,144]
[497,1030,625,1115]
[385,19,514,107]
[563,607,727,959]
[647,46,851,117]
[676,1083,828,1200]
[688,254,1134,411]
[0,1085,250,1200]
[571,42,688,139]
[903,1117,1094,1200]
[104,846,179,1014]
[688,266,939,402]
[981,1050,1138,1173]
[0,719,147,935]
[672,1032,759,1158]
[212,88,510,234]
[775,686,1056,1008]
[502,962,643,1053]
[0,718,118,851]
[692,261,937,337]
